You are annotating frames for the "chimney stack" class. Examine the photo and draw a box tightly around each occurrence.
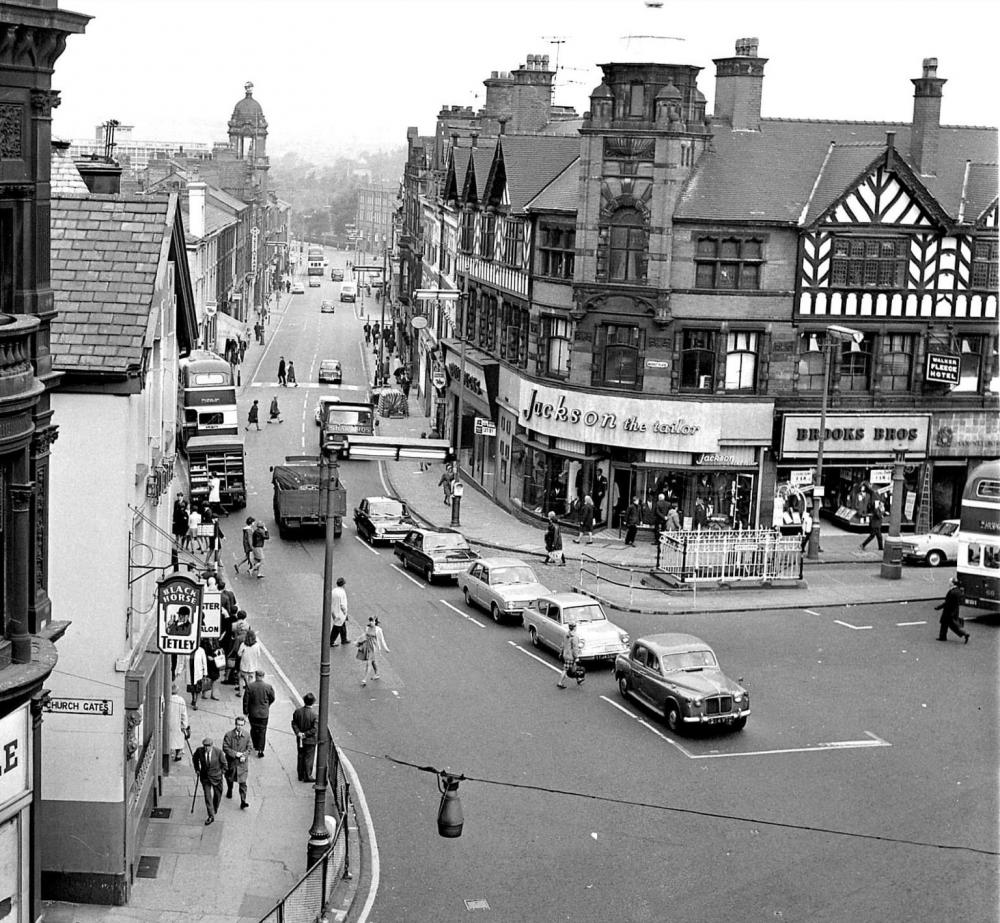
[188,180,207,238]
[910,57,946,176]
[712,37,767,131]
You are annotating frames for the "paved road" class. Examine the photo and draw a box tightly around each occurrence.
[232,249,997,923]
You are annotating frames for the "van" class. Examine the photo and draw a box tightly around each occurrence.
[339,282,357,303]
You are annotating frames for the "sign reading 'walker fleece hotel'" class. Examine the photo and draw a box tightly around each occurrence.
[518,382,774,454]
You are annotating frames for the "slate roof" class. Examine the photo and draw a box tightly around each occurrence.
[51,147,90,195]
[800,143,884,225]
[50,194,176,375]
[961,162,999,223]
[524,158,580,213]
[489,135,581,213]
[468,147,494,201]
[180,199,237,241]
[676,119,997,225]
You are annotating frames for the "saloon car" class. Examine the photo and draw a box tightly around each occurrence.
[394,527,478,583]
[458,557,549,624]
[900,519,960,567]
[331,268,344,281]
[615,633,749,733]
[291,281,305,294]
[522,593,629,662]
[308,277,321,288]
[321,299,336,314]
[318,359,343,384]
[354,496,414,545]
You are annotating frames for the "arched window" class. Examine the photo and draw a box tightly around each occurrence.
[603,208,647,282]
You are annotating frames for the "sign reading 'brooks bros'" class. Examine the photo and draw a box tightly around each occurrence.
[780,414,931,459]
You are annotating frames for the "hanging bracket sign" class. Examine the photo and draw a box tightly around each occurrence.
[156,571,203,655]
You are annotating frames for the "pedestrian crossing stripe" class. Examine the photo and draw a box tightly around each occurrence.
[251,382,366,390]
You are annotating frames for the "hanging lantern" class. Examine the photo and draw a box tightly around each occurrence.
[436,773,464,838]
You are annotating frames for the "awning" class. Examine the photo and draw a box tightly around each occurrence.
[514,434,605,462]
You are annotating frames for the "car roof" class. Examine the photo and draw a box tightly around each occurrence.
[473,557,534,568]
[538,592,602,607]
[363,495,404,504]
[635,633,715,655]
[320,359,341,366]
[409,526,464,537]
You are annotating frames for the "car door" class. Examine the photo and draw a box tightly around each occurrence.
[476,565,491,607]
[356,499,368,533]
[399,530,418,567]
[540,601,565,651]
[464,563,483,604]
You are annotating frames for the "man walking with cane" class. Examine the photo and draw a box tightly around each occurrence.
[192,736,228,825]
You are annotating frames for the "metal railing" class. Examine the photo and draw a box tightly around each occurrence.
[258,737,354,923]
[578,554,645,607]
[656,529,803,585]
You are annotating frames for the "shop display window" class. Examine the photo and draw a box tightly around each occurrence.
[615,468,755,531]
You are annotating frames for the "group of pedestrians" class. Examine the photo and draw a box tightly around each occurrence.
[234,515,270,579]
[327,576,391,686]
[276,355,298,387]
[172,491,224,565]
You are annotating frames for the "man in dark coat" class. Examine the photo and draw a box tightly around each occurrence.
[653,493,670,542]
[277,356,287,387]
[223,716,252,808]
[291,693,318,782]
[935,577,970,643]
[242,670,276,756]
[193,736,228,825]
[544,511,566,565]
[860,493,885,550]
[593,472,608,524]
[624,497,642,547]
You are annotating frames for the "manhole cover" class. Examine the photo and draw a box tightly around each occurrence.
[151,807,172,819]
[136,856,160,879]
[464,899,490,911]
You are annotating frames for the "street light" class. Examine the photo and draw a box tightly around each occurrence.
[879,449,906,581]
[414,287,465,526]
[806,323,864,560]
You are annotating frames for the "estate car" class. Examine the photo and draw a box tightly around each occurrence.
[522,593,629,662]
[458,557,549,624]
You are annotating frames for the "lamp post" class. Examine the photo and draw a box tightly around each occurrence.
[879,449,906,580]
[807,324,864,560]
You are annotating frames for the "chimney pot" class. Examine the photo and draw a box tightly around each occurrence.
[542,54,550,68]
[922,57,938,77]
[885,130,896,151]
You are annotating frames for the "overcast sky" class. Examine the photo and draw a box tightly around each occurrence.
[52,0,998,159]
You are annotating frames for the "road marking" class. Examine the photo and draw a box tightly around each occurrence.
[833,619,873,630]
[355,536,381,556]
[507,639,561,673]
[601,695,695,756]
[896,620,927,626]
[392,564,424,588]
[803,609,822,617]
[440,599,486,629]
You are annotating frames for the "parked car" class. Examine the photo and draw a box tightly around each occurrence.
[522,593,629,663]
[331,268,344,281]
[354,496,414,545]
[317,359,343,384]
[394,527,477,583]
[291,282,305,294]
[900,519,960,567]
[321,299,335,314]
[615,633,749,733]
[458,557,549,624]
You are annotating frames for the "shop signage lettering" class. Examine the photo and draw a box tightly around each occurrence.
[0,705,29,804]
[924,353,961,386]
[447,362,484,396]
[795,427,920,443]
[696,453,754,467]
[44,698,114,717]
[523,389,700,436]
[780,414,930,459]
[156,572,203,655]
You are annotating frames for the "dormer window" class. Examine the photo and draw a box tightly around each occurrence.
[629,83,645,117]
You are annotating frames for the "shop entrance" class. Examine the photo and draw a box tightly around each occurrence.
[932,463,966,523]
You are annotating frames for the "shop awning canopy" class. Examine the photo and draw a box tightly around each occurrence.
[515,435,605,462]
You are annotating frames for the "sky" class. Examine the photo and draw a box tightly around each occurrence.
[52,0,999,160]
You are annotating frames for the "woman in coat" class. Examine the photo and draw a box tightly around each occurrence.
[357,617,390,687]
[238,629,263,694]
[189,645,208,710]
[169,683,189,761]
[200,638,222,701]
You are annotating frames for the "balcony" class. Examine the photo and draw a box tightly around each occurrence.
[0,314,44,408]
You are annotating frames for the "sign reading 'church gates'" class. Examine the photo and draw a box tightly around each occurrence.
[156,572,203,655]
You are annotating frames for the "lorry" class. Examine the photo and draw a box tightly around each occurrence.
[307,245,325,277]
[271,456,346,538]
[316,396,376,457]
[186,435,246,510]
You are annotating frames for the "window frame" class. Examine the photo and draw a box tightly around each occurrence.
[679,328,719,392]
[537,222,576,280]
[882,333,914,392]
[724,330,760,392]
[835,334,875,392]
[539,314,572,380]
[830,235,907,289]
[953,334,984,393]
[502,218,525,266]
[693,235,764,291]
[459,210,475,254]
[480,213,496,261]
[593,323,645,389]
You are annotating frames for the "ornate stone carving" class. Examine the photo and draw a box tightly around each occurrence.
[10,483,35,513]
[30,89,61,117]
[0,25,69,70]
[603,136,655,161]
[0,104,23,159]
[31,426,59,456]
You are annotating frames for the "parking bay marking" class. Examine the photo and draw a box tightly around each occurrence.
[355,536,381,556]
[392,564,425,589]
[833,619,873,630]
[507,640,562,674]
[600,696,892,759]
[439,600,486,629]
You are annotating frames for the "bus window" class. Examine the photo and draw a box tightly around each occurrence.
[200,412,225,427]
[985,545,1000,570]
[967,544,981,567]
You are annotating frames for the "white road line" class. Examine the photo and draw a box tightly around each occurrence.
[600,695,695,756]
[507,639,562,673]
[355,536,381,556]
[392,563,424,588]
[896,620,927,626]
[833,619,873,630]
[439,599,486,629]
[803,609,822,617]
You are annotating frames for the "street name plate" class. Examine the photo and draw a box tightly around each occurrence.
[45,698,114,716]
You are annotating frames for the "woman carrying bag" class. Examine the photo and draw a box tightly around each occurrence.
[356,617,390,687]
[189,645,208,710]
[200,638,223,701]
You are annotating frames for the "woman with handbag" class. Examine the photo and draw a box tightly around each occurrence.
[189,645,208,710]
[238,629,263,695]
[200,638,223,701]
[356,617,390,687]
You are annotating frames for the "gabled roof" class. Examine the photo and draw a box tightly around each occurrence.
[676,119,997,225]
[50,193,197,376]
[466,147,494,202]
[799,143,884,226]
[180,199,238,242]
[960,162,999,224]
[206,185,248,214]
[524,158,580,213]
[443,145,469,202]
[483,135,580,214]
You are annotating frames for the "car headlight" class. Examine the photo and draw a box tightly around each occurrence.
[619,632,629,645]
[733,693,743,703]
[504,600,516,610]
[374,527,385,536]
[692,698,703,707]
[576,638,587,649]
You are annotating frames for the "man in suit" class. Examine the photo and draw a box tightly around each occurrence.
[935,576,970,643]
[243,670,276,757]
[223,716,253,808]
[193,737,228,825]
[291,693,319,783]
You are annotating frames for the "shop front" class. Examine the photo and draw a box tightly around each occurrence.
[926,410,1000,528]
[501,378,774,533]
[777,413,931,533]
[440,341,499,496]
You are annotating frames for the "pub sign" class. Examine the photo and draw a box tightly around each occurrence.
[156,571,203,655]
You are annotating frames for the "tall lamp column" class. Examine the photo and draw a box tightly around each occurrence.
[880,450,906,580]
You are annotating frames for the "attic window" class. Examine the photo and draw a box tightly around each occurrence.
[629,83,645,117]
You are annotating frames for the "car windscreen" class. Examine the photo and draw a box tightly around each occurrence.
[424,534,470,552]
[368,499,406,519]
[561,603,606,623]
[325,409,372,427]
[930,521,958,536]
[661,650,718,672]
[491,566,537,586]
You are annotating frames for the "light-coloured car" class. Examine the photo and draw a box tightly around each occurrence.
[459,557,549,624]
[522,593,629,663]
[900,519,960,567]
[308,277,321,288]
[321,299,335,314]
[291,281,306,294]
[615,633,749,733]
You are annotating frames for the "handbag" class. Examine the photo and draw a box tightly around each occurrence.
[213,650,227,670]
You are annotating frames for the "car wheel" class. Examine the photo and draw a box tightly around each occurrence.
[617,675,630,698]
[529,627,540,648]
[490,603,502,624]
[664,702,683,733]
[424,564,434,583]
[732,716,747,731]
[463,587,473,607]
[925,549,945,567]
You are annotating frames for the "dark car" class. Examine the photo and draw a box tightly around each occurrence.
[615,633,749,734]
[394,527,477,583]
[318,360,342,384]
[354,496,414,545]
[331,268,344,281]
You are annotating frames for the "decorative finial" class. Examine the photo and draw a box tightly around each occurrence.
[244,81,254,97]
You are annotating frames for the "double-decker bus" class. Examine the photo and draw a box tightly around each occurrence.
[179,350,238,449]
[957,459,1000,611]
[307,245,325,276]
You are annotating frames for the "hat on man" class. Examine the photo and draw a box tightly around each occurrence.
[255,670,265,677]
[202,737,213,746]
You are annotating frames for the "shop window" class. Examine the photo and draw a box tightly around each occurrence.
[882,333,914,392]
[724,331,759,392]
[502,218,525,266]
[600,208,647,282]
[836,334,874,391]
[830,236,906,288]
[538,223,575,279]
[680,329,718,391]
[480,213,496,260]
[971,239,998,290]
[540,315,572,380]
[953,335,984,392]
[460,210,475,253]
[462,293,477,341]
[694,237,763,290]
[594,323,644,388]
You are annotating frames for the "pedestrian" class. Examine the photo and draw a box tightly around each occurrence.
[543,511,567,565]
[188,642,208,710]
[235,516,255,573]
[291,693,318,782]
[624,497,641,547]
[800,509,814,554]
[277,356,287,387]
[287,360,298,387]
[187,503,203,554]
[439,464,455,505]
[357,616,390,686]
[246,399,261,431]
[228,611,249,691]
[860,494,885,550]
[204,509,224,568]
[594,472,608,525]
[556,623,584,689]
[249,519,269,578]
[285,279,291,293]
[172,492,189,548]
[238,629,263,694]
[208,474,222,517]
[665,502,681,533]
[653,492,670,542]
[400,373,411,415]
[223,715,252,809]
[193,736,228,825]
[935,576,970,643]
[243,669,276,757]
[199,638,222,702]
[219,576,238,623]
[329,576,349,646]
[239,338,247,363]
[268,395,283,424]
[168,683,189,762]
[363,321,372,345]
[574,495,595,544]
[372,321,380,342]
[694,497,709,530]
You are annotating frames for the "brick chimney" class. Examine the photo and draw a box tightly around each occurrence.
[910,57,946,176]
[188,180,207,238]
[712,37,767,131]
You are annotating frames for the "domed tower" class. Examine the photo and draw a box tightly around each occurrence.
[227,81,269,199]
